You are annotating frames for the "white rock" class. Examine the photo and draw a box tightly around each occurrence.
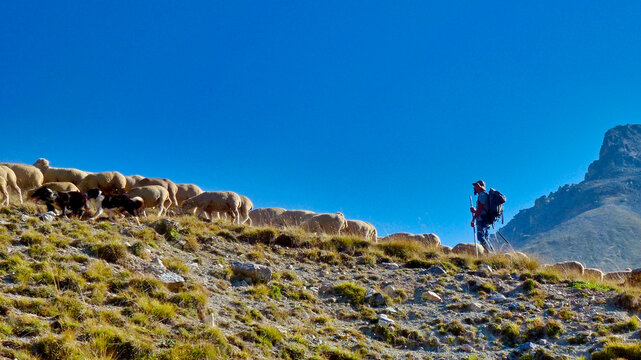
[378,314,395,327]
[203,313,215,327]
[422,291,442,302]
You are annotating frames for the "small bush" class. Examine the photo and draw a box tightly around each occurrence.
[91,241,127,263]
[522,279,537,293]
[502,322,520,345]
[591,342,641,360]
[333,282,366,306]
[545,319,564,338]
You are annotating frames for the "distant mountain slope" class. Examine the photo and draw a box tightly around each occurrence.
[500,124,641,271]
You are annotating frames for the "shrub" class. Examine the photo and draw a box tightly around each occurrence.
[591,342,641,360]
[91,241,127,263]
[545,319,564,338]
[502,322,520,345]
[333,282,366,306]
[522,279,537,293]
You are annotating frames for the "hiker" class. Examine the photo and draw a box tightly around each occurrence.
[470,180,491,252]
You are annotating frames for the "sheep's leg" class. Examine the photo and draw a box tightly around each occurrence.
[231,209,240,224]
[11,185,22,204]
[143,209,148,217]
[91,206,104,221]
[1,189,8,206]
[157,204,164,217]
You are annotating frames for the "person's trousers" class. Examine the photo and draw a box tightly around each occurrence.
[476,218,491,253]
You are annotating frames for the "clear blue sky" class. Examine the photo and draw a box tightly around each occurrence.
[2,2,641,245]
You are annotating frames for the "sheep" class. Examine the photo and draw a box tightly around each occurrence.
[0,165,22,204]
[181,191,242,224]
[78,171,127,194]
[133,178,179,212]
[345,219,378,241]
[301,212,347,235]
[125,175,144,191]
[0,177,8,206]
[34,182,80,193]
[126,185,171,216]
[274,209,316,228]
[239,195,254,225]
[176,183,204,209]
[0,162,44,195]
[33,158,89,186]
[249,207,287,226]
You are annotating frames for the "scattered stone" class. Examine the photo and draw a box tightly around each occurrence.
[378,314,395,328]
[425,266,447,276]
[382,262,400,270]
[422,291,442,302]
[384,307,397,314]
[538,339,548,346]
[519,342,538,352]
[461,344,474,352]
[231,261,272,283]
[232,280,249,287]
[366,292,388,307]
[38,211,56,222]
[157,271,185,292]
[489,294,507,303]
[202,312,215,327]
[469,302,483,311]
[480,264,492,273]
[452,243,485,256]
[19,214,29,222]
[382,285,397,298]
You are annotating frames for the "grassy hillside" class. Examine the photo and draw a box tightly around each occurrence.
[0,203,640,359]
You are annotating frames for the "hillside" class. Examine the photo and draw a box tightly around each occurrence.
[0,203,640,359]
[501,124,641,271]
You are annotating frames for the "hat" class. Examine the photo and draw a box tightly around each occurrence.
[472,180,486,190]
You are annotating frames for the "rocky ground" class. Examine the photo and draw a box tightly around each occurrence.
[0,204,639,359]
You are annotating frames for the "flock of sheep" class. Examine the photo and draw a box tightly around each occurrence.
[0,159,378,240]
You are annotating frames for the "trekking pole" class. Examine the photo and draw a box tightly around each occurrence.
[469,196,479,257]
[496,231,516,254]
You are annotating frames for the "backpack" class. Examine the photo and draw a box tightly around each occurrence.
[485,188,506,224]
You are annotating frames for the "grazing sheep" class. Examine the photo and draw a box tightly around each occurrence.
[382,232,440,247]
[274,210,316,228]
[302,212,347,235]
[36,182,80,193]
[181,191,242,224]
[33,158,89,186]
[452,243,485,256]
[0,177,8,206]
[78,171,127,194]
[0,165,22,204]
[0,162,44,195]
[125,175,144,191]
[345,219,377,241]
[249,207,287,226]
[126,185,171,216]
[176,184,203,211]
[239,195,254,225]
[133,178,179,212]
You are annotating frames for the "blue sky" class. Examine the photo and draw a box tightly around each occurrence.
[2,2,641,245]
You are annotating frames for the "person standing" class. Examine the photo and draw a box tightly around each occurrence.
[470,180,491,252]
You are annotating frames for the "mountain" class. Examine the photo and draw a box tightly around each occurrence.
[500,124,641,271]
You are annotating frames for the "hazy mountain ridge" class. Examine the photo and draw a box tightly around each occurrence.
[501,124,641,271]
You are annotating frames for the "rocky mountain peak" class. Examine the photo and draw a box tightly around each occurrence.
[585,124,641,180]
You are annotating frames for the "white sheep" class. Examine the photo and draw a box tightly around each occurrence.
[238,195,254,225]
[78,171,127,194]
[0,177,8,206]
[125,175,144,191]
[126,185,171,216]
[133,178,179,212]
[33,158,89,186]
[302,212,347,235]
[38,182,81,193]
[0,162,44,195]
[345,219,378,241]
[274,209,316,228]
[176,184,204,210]
[249,207,287,226]
[181,191,242,224]
[0,165,23,204]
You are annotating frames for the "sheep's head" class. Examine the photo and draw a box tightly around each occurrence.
[34,158,50,170]
[181,199,195,211]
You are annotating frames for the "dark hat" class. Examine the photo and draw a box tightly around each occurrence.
[472,180,486,190]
